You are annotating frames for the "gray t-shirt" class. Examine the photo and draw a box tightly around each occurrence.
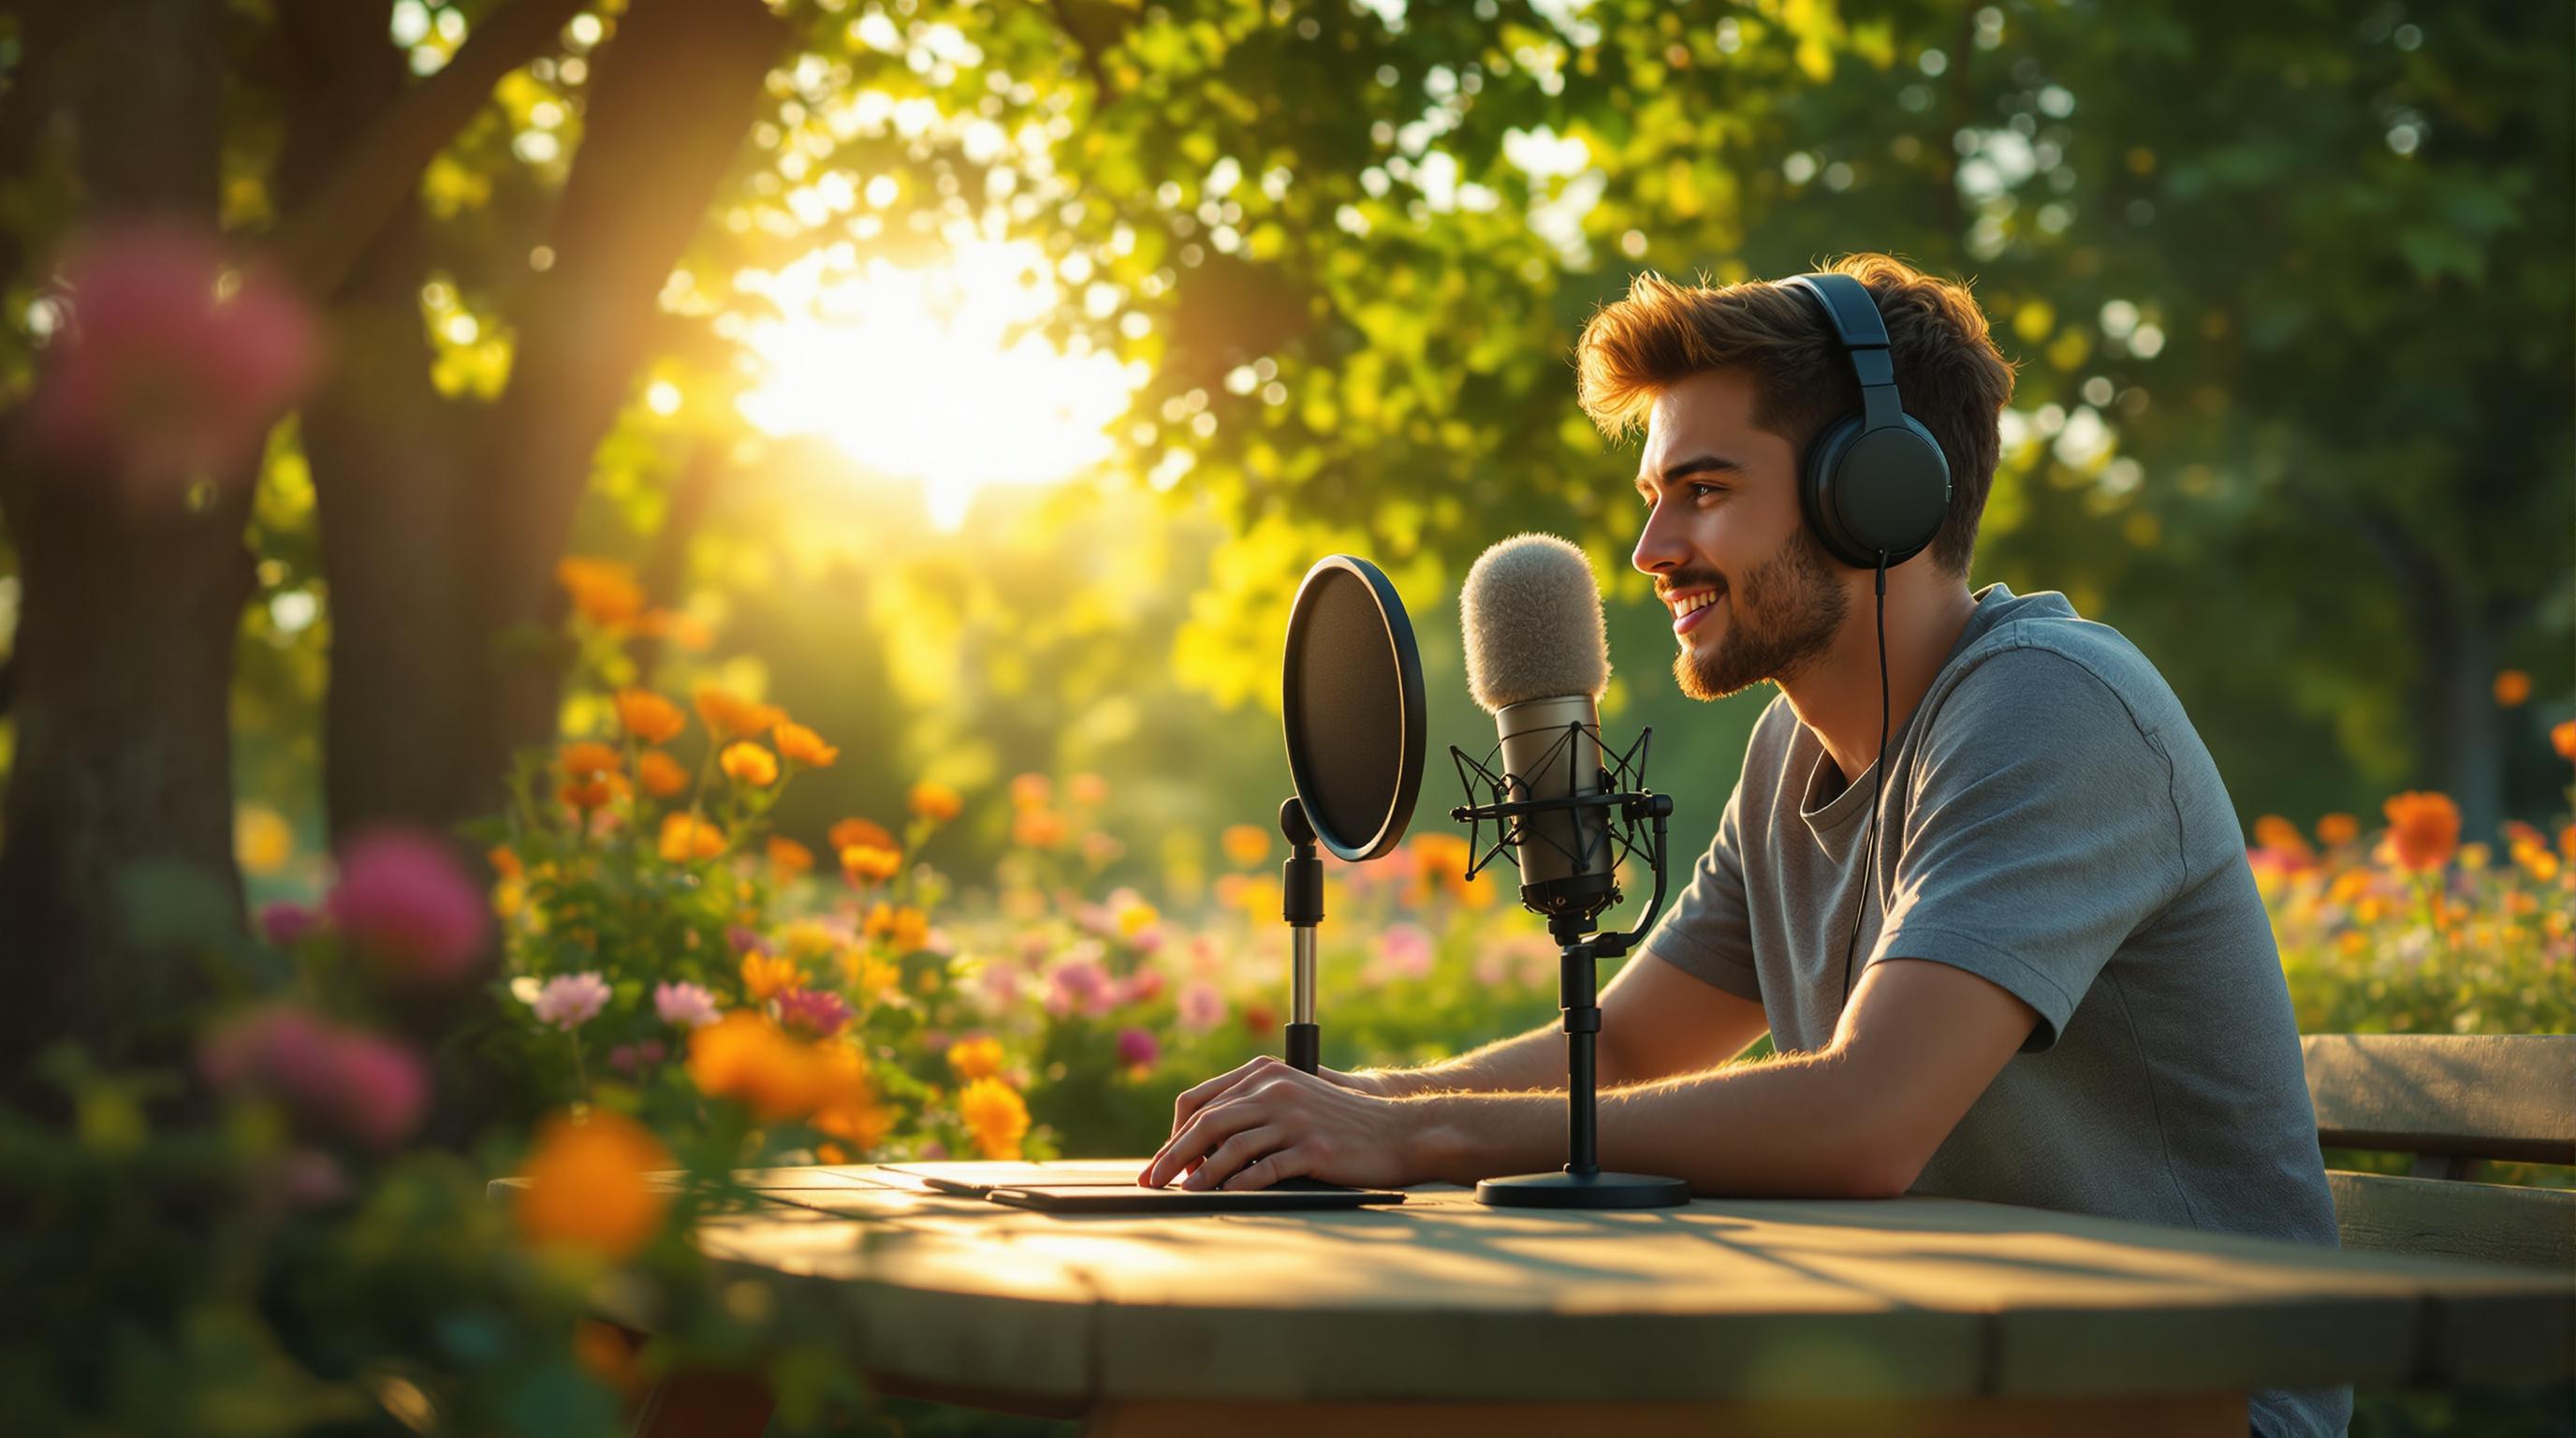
[1643,581,2349,1438]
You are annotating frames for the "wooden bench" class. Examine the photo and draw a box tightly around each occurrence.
[2300,1034,2576,1271]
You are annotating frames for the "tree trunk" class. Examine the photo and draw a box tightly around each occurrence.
[0,0,235,1093]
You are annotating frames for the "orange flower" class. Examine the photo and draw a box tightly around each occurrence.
[2315,813,2360,849]
[687,1012,827,1121]
[614,689,686,745]
[637,609,713,652]
[657,813,725,862]
[907,781,963,822]
[946,1034,1005,1082]
[693,685,784,741]
[1068,772,1109,806]
[2381,791,2461,872]
[560,741,622,780]
[810,1043,893,1152]
[958,1076,1031,1160]
[773,721,839,768]
[1009,772,1052,811]
[2493,670,2531,707]
[2251,814,2312,860]
[1011,808,1066,849]
[2554,720,2576,763]
[488,845,524,881]
[636,750,690,799]
[515,1110,672,1261]
[557,557,645,629]
[768,836,814,879]
[829,817,898,855]
[719,741,780,787]
[560,775,624,812]
[1221,824,1272,868]
[842,844,902,884]
[740,950,800,1002]
[864,902,929,952]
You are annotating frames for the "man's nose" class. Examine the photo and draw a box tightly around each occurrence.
[1632,497,1687,577]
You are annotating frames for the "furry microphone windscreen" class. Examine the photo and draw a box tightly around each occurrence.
[1459,533,1610,713]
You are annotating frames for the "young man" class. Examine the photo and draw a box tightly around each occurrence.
[1142,255,2349,1437]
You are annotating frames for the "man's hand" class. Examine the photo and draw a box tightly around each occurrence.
[1138,1055,1423,1190]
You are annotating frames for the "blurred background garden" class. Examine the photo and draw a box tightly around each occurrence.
[0,0,2568,1433]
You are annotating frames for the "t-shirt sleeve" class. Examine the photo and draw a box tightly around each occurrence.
[1871,645,2185,1053]
[1640,770,1763,1004]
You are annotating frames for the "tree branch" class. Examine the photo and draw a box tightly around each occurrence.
[266,0,589,301]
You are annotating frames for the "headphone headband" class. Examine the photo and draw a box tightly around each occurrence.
[1780,271,1902,433]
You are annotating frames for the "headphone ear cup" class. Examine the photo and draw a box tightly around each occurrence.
[1805,415,1952,569]
[1798,414,1877,569]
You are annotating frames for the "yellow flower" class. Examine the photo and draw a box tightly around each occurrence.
[829,817,898,856]
[781,920,844,960]
[687,1012,827,1121]
[908,781,964,822]
[865,902,930,952]
[958,1077,1031,1160]
[2518,845,2560,883]
[946,1034,1005,1082]
[557,557,645,629]
[1221,824,1272,869]
[515,1110,672,1261]
[1115,899,1159,938]
[719,741,780,787]
[2493,669,2531,707]
[842,952,900,999]
[740,950,800,1002]
[614,689,686,745]
[768,836,814,880]
[2458,843,2491,872]
[772,721,839,768]
[235,804,294,877]
[2335,932,2369,958]
[810,1043,893,1152]
[693,685,783,741]
[842,844,902,884]
[657,813,725,862]
[636,750,689,799]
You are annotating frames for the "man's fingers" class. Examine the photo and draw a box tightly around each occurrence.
[1144,1094,1272,1188]
[1168,1056,1281,1136]
[1181,1126,1288,1191]
[1220,1145,1313,1192]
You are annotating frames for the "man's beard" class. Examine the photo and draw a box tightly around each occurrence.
[1672,527,1851,701]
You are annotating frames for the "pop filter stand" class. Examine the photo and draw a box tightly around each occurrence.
[1450,725,1690,1208]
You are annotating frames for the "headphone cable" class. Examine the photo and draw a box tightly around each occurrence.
[1840,552,1891,1009]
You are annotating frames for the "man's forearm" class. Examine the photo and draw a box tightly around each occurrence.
[1403,1043,1892,1198]
[1360,1020,1567,1096]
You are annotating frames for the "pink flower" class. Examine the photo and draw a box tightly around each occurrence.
[327,829,487,984]
[653,981,719,1030]
[531,972,610,1030]
[258,901,319,948]
[1115,965,1167,1006]
[200,1005,428,1150]
[1116,1026,1161,1073]
[607,1039,666,1076]
[775,987,850,1038]
[726,925,769,956]
[1377,923,1436,982]
[32,223,318,498]
[1046,952,1113,1019]
[977,963,1022,1008]
[1177,980,1225,1034]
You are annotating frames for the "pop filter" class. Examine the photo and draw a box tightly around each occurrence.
[1281,556,1427,860]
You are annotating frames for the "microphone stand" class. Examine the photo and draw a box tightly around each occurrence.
[1452,732,1691,1209]
[1279,798,1323,1074]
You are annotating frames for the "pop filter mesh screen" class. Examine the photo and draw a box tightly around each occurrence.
[1292,569,1401,850]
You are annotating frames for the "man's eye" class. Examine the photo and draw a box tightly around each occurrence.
[1689,482,1724,500]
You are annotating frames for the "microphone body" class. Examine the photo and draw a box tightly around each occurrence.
[1491,693,1617,924]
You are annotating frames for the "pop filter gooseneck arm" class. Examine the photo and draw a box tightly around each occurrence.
[1280,797,1324,1074]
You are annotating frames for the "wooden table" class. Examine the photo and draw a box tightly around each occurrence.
[611,1162,2574,1437]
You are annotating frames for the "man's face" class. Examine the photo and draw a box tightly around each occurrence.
[1630,368,1851,701]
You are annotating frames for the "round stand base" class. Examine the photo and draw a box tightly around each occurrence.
[1474,1170,1691,1209]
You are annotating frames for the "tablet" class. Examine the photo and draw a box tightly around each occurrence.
[984,1181,1405,1213]
[882,1160,1149,1196]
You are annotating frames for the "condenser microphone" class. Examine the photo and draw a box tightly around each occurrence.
[1460,534,1620,929]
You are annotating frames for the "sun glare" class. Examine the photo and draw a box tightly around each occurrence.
[734,241,1145,530]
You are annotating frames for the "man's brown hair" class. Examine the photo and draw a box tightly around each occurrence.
[1574,253,2017,578]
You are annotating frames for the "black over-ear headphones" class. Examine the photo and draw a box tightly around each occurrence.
[1776,271,1953,1012]
[1778,271,1952,569]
